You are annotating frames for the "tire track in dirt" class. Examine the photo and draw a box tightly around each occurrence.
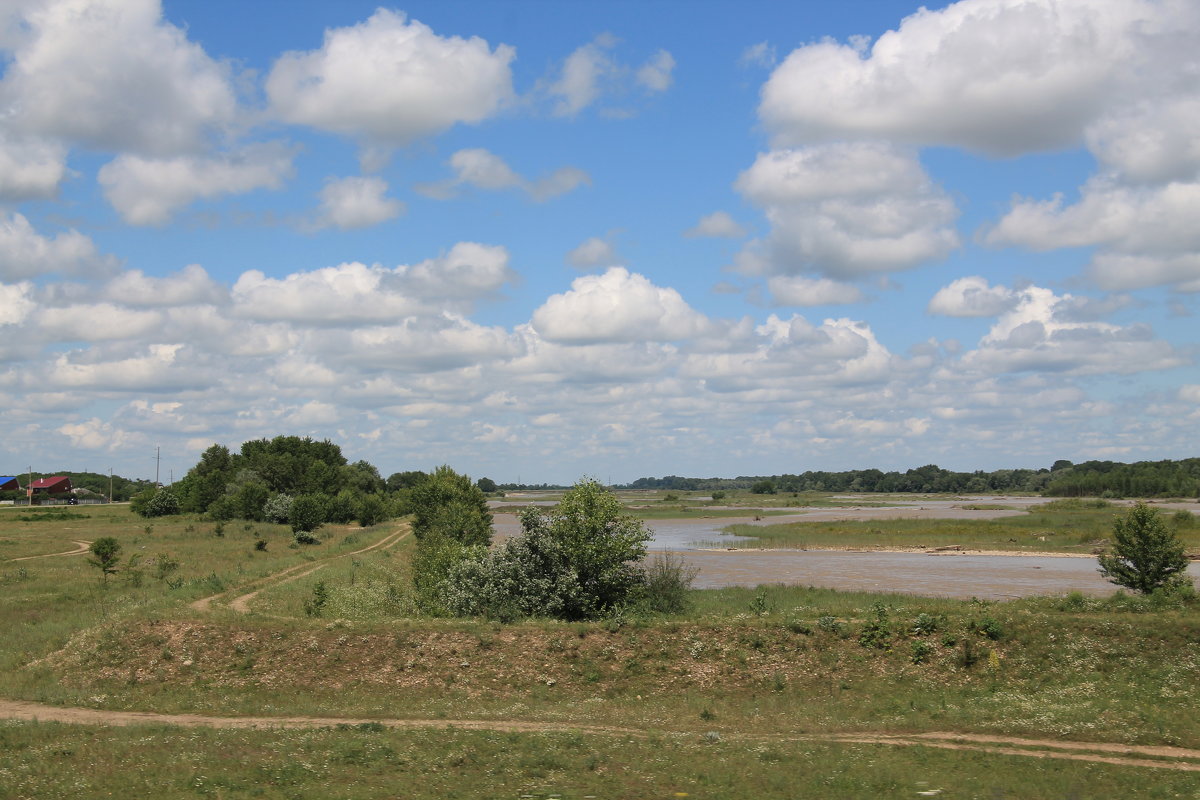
[189,523,410,614]
[7,541,91,562]
[0,697,1197,771]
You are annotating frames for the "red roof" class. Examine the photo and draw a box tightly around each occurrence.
[30,476,72,493]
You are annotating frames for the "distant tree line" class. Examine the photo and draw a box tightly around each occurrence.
[625,458,1200,498]
[1042,459,1200,499]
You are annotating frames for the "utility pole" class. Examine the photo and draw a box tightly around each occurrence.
[109,468,113,503]
[155,446,161,487]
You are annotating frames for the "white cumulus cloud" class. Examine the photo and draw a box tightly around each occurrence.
[758,0,1162,155]
[98,142,296,226]
[0,213,118,280]
[266,9,515,145]
[532,267,709,343]
[1,0,238,155]
[316,176,404,230]
[735,143,959,278]
[927,276,1019,317]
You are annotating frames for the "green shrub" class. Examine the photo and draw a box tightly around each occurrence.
[858,602,892,649]
[438,479,650,621]
[636,553,698,615]
[909,640,933,664]
[968,616,1004,640]
[303,581,330,617]
[289,494,326,538]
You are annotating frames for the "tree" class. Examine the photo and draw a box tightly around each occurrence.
[476,476,498,493]
[386,470,427,492]
[410,466,492,546]
[289,494,326,542]
[1098,502,1191,594]
[88,537,122,582]
[439,478,652,621]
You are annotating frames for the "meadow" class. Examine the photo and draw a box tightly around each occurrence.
[2,501,1199,798]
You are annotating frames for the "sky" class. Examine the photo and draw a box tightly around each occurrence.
[1,0,1198,485]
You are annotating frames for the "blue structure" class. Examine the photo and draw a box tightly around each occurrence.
[0,477,20,491]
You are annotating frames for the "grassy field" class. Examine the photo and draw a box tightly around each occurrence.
[2,502,1200,798]
[722,498,1200,553]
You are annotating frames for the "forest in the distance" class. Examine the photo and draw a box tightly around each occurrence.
[620,458,1200,498]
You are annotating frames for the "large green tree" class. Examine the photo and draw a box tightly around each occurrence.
[1098,502,1191,594]
[409,466,492,546]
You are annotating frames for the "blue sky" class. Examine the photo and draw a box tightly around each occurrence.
[1,0,1197,484]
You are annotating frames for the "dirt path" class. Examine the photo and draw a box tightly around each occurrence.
[190,523,410,614]
[7,540,91,562]
[1,696,1196,771]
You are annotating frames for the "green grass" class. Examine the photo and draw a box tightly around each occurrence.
[2,503,1200,797]
[5,721,1191,800]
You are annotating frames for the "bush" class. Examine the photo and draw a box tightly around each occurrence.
[143,488,181,517]
[437,478,651,621]
[207,495,237,521]
[751,480,776,495]
[289,494,326,539]
[858,602,892,649]
[968,616,1004,640]
[910,640,934,664]
[132,487,181,518]
[636,553,698,615]
[911,612,942,636]
[264,493,294,525]
[355,493,389,527]
[1098,502,1191,594]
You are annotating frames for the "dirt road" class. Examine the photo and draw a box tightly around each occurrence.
[190,523,410,614]
[6,540,92,562]
[0,696,1196,771]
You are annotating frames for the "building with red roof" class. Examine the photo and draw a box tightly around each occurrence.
[30,476,72,495]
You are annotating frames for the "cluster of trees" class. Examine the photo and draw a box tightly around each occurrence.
[627,458,1200,497]
[409,470,680,621]
[142,436,415,533]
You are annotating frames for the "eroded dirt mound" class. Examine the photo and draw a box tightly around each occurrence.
[48,617,982,696]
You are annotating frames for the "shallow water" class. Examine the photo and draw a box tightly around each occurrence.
[492,509,1200,600]
[672,549,1200,600]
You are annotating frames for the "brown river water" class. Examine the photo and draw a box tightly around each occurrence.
[492,497,1200,600]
